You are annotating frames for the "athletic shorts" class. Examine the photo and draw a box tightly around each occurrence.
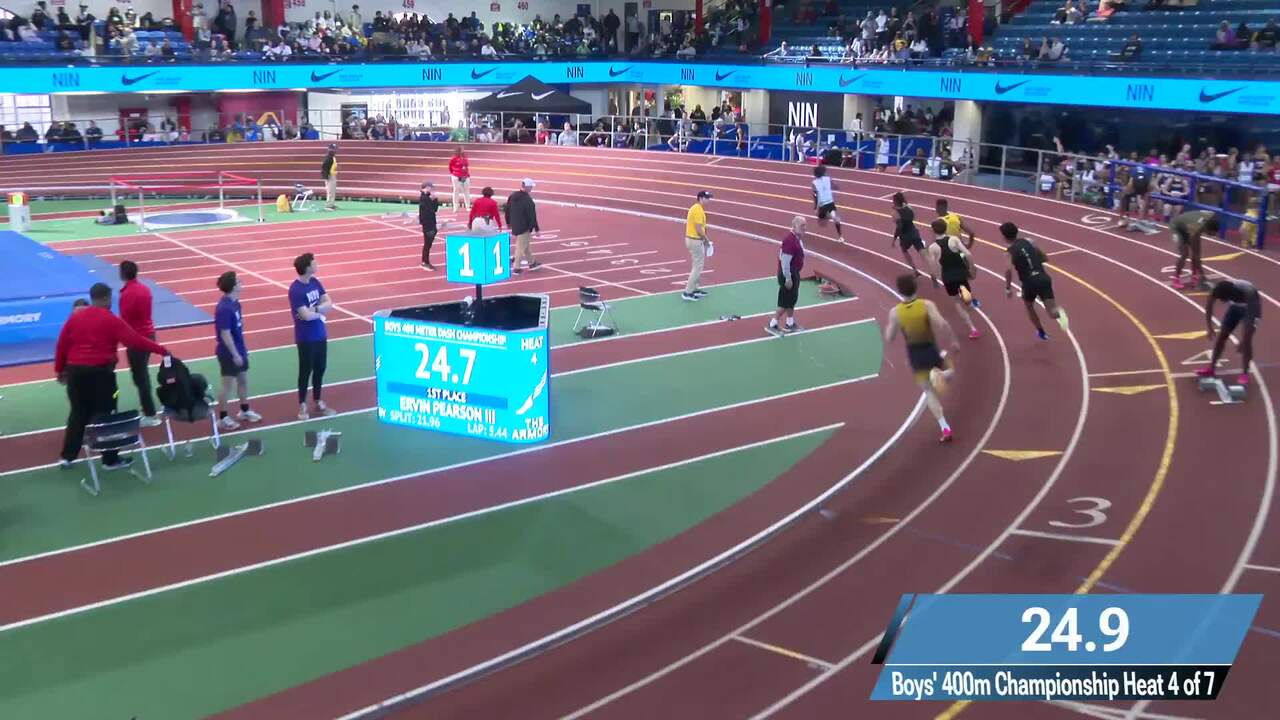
[906,342,945,382]
[777,271,800,309]
[1021,273,1055,304]
[1222,300,1262,335]
[899,232,924,252]
[817,202,837,220]
[943,276,971,298]
[217,350,249,377]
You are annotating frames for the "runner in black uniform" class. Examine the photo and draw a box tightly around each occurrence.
[890,192,937,288]
[1001,222,1068,340]
[928,219,981,340]
[1198,279,1262,386]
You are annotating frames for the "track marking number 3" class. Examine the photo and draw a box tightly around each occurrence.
[1049,497,1111,529]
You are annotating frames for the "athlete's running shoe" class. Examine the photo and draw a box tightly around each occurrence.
[1171,276,1186,290]
[1195,366,1216,378]
[218,416,241,431]
[238,409,263,423]
[1237,374,1251,386]
[1037,329,1049,340]
[1056,309,1070,331]
[681,292,700,302]
[968,328,981,340]
[939,427,954,443]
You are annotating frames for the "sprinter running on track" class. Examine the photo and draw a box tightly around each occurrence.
[1001,222,1069,340]
[884,273,959,443]
[935,198,976,249]
[811,165,844,242]
[928,219,981,340]
[890,192,937,287]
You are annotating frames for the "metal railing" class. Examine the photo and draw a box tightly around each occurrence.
[5,110,1274,247]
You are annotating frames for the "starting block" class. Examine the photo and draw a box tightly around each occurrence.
[1198,376,1247,404]
[210,439,264,477]
[305,429,342,461]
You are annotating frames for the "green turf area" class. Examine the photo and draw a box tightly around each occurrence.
[1,320,880,564]
[0,279,851,438]
[10,199,403,244]
[0,427,832,719]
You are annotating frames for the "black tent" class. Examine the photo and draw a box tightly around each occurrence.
[467,75,592,115]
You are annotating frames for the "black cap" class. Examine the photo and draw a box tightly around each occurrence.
[697,190,713,200]
[328,143,337,151]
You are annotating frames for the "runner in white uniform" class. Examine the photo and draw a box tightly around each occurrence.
[811,164,845,242]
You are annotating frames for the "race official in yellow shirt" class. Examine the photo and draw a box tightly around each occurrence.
[683,191,712,301]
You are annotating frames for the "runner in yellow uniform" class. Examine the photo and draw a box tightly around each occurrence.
[884,273,960,443]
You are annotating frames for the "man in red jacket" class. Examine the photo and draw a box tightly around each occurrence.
[55,282,169,469]
[118,260,161,427]
[468,186,502,231]
[449,146,471,211]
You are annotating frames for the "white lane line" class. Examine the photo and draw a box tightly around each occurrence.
[1009,528,1122,547]
[0,424,845,636]
[730,635,836,671]
[0,295,859,445]
[152,232,371,325]
[0,321,873,571]
[1243,563,1280,575]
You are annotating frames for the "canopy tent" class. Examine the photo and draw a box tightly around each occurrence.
[467,75,592,115]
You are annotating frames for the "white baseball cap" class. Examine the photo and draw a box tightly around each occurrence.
[522,178,535,188]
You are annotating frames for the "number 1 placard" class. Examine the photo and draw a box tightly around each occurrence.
[445,231,512,285]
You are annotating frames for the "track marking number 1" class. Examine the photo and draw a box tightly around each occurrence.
[1049,497,1111,529]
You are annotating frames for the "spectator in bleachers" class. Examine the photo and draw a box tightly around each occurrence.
[74,4,94,41]
[347,5,362,29]
[1254,19,1278,52]
[84,120,102,144]
[1116,33,1143,60]
[161,38,175,58]
[1020,37,1036,60]
[265,37,291,60]
[1040,36,1067,61]
[214,2,236,47]
[56,30,75,51]
[144,40,162,58]
[15,122,37,143]
[31,1,49,30]
[55,6,71,29]
[1212,20,1243,50]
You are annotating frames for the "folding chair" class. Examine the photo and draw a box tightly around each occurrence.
[292,183,314,212]
[81,410,154,496]
[572,286,617,338]
[162,399,221,460]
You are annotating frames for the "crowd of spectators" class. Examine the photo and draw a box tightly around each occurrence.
[1212,18,1279,51]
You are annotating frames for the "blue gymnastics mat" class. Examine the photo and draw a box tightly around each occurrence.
[0,231,210,367]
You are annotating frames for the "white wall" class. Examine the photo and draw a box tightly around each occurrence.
[742,88,767,136]
[50,92,219,136]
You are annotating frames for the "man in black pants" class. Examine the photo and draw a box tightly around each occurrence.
[1001,222,1069,340]
[118,260,162,427]
[54,283,168,469]
[289,253,336,420]
[418,182,440,270]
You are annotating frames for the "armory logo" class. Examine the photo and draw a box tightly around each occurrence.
[0,312,41,326]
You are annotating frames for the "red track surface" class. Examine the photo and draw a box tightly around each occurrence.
[2,144,1277,720]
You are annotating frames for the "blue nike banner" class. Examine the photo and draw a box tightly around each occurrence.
[11,62,1280,115]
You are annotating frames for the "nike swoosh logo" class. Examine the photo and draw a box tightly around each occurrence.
[715,70,736,81]
[310,69,341,82]
[531,90,555,101]
[838,73,866,88]
[471,68,497,79]
[609,65,633,77]
[496,91,522,99]
[994,80,1030,95]
[120,72,158,86]
[1199,86,1245,104]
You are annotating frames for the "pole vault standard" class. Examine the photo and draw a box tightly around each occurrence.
[106,171,263,232]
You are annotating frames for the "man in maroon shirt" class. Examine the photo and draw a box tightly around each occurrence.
[55,283,169,469]
[768,215,807,337]
[118,260,161,426]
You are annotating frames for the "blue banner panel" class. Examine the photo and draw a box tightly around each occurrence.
[373,313,549,444]
[870,594,1260,702]
[10,63,1280,115]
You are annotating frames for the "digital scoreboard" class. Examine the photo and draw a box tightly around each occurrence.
[373,294,550,444]
[444,230,512,285]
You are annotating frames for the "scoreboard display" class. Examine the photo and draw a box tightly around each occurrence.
[445,230,512,285]
[373,296,550,444]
